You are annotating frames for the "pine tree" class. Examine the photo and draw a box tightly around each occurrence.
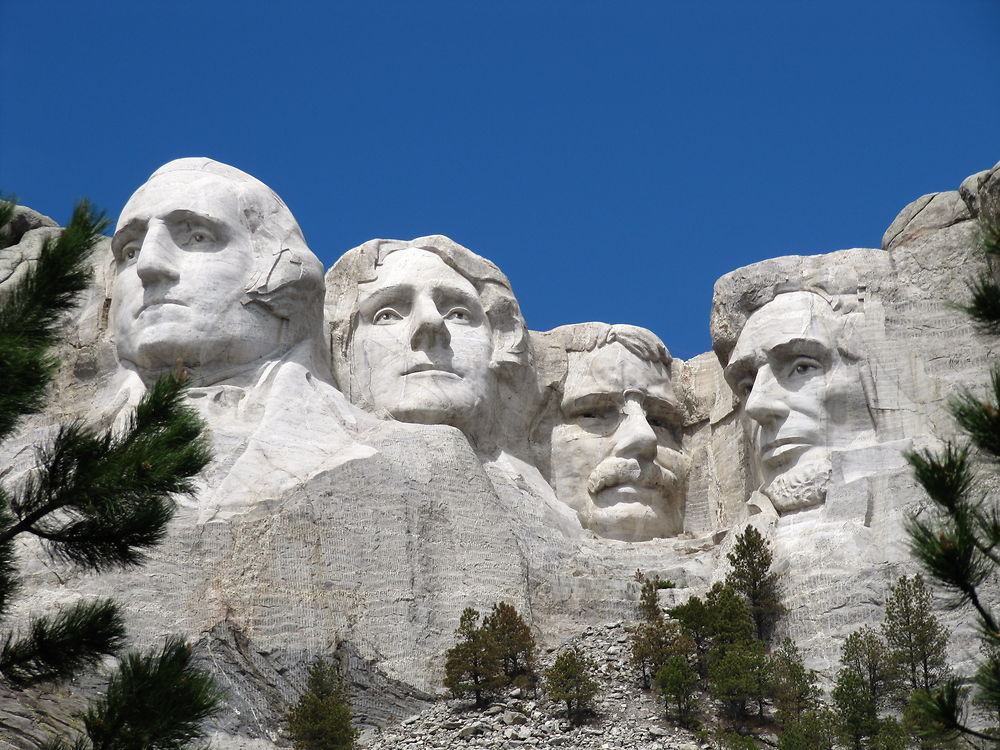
[769,637,821,724]
[707,638,770,720]
[653,648,700,727]
[726,525,784,642]
[286,657,357,750]
[443,607,504,707]
[41,638,223,750]
[832,627,898,750]
[544,646,598,724]
[904,177,1000,743]
[0,199,218,746]
[482,601,537,690]
[882,574,950,694]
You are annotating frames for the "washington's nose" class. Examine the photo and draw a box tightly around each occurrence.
[612,399,658,461]
[409,296,450,350]
[744,366,790,424]
[135,221,180,285]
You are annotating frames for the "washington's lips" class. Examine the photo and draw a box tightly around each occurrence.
[403,362,458,377]
[137,299,187,315]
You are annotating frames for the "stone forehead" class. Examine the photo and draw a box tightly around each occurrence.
[710,252,876,367]
[727,292,843,368]
[562,341,674,406]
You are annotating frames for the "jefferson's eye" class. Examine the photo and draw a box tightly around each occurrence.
[737,378,755,399]
[648,416,671,430]
[373,309,402,324]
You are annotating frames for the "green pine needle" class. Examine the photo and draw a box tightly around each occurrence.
[0,599,125,687]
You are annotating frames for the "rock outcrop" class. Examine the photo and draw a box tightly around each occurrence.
[1,158,998,748]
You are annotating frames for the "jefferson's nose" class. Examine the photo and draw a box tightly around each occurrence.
[409,296,450,350]
[612,399,658,461]
[744,365,790,425]
[135,221,180,285]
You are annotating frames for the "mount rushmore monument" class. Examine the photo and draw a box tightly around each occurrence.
[2,156,999,745]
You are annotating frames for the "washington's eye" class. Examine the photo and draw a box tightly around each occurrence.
[790,358,821,377]
[126,248,137,260]
[373,308,402,324]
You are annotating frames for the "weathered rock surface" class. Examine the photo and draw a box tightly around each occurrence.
[1,159,998,748]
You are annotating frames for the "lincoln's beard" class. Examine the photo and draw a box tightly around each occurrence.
[761,455,832,514]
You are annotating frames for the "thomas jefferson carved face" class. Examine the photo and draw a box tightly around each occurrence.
[724,291,872,513]
[550,340,687,541]
[111,171,285,378]
[347,247,496,433]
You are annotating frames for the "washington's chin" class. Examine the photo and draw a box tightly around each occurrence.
[388,396,485,433]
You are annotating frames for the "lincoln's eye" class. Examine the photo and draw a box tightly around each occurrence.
[446,308,470,322]
[374,309,402,324]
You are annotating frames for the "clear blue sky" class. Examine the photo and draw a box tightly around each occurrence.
[2,1,998,359]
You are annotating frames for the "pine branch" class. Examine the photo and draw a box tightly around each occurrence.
[0,196,15,246]
[0,599,125,687]
[0,496,18,618]
[0,374,211,571]
[79,636,223,750]
[905,514,998,635]
[0,199,108,442]
[949,369,1000,461]
[907,444,974,513]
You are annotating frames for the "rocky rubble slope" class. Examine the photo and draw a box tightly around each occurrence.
[359,621,708,750]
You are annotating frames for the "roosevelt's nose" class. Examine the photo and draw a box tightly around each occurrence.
[612,399,658,461]
[135,221,180,285]
[409,295,450,350]
[744,365,790,424]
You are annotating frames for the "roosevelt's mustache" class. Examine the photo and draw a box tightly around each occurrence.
[586,450,688,497]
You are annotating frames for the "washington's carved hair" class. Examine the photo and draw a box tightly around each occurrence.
[326,235,529,389]
[144,158,326,348]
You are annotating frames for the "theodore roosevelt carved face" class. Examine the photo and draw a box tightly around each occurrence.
[327,237,528,441]
[549,325,688,541]
[723,291,874,513]
[110,158,323,384]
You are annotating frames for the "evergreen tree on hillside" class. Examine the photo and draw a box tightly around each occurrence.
[882,574,949,695]
[443,607,504,706]
[726,525,784,642]
[286,657,357,750]
[544,646,598,724]
[832,627,899,750]
[482,601,537,690]
[904,179,1000,743]
[0,199,219,747]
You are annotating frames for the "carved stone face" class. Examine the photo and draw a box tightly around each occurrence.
[724,291,871,513]
[550,341,686,541]
[111,172,284,377]
[348,247,495,433]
